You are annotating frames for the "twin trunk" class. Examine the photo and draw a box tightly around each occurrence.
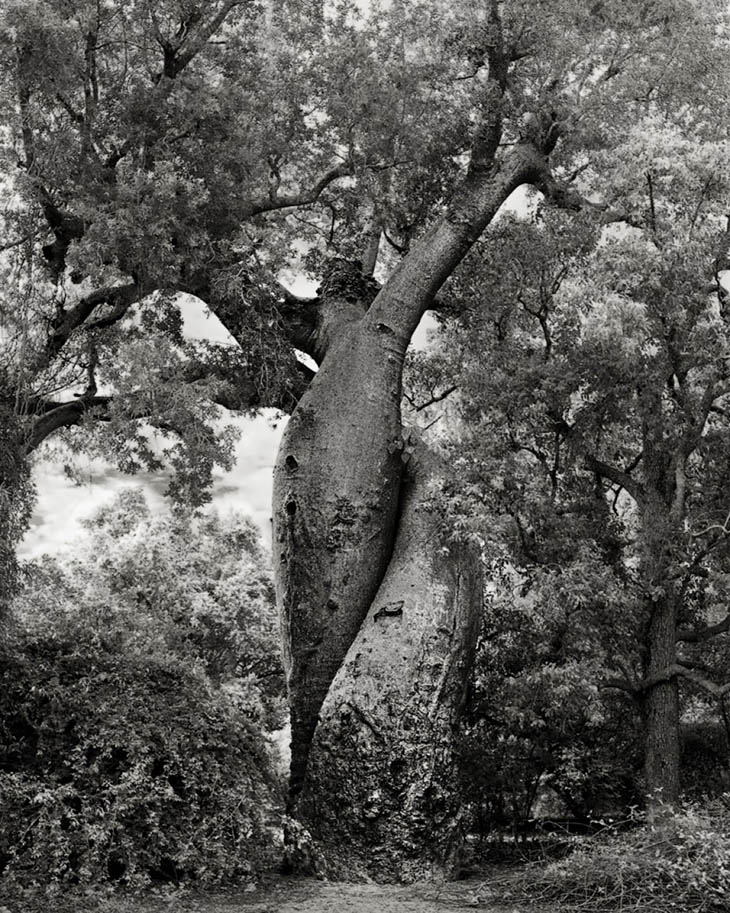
[272,310,482,880]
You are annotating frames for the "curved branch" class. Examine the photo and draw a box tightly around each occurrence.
[677,613,730,644]
[26,396,112,451]
[584,454,646,506]
[45,283,143,363]
[367,142,547,344]
[243,163,352,217]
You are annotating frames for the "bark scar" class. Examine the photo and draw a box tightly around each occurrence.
[373,600,404,622]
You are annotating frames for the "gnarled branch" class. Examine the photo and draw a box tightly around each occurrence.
[243,163,352,218]
[45,283,143,363]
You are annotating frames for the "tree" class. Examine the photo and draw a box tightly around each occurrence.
[440,126,730,811]
[2,0,729,878]
[459,562,644,837]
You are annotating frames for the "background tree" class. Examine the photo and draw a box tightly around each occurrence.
[459,564,644,839]
[438,117,730,809]
[2,0,730,877]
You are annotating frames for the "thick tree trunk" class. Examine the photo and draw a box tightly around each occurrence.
[271,141,545,879]
[272,315,407,798]
[292,443,482,881]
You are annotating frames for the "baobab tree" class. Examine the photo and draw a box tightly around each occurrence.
[1,0,728,879]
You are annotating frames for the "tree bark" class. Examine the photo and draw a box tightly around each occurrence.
[640,491,681,810]
[291,443,482,881]
[271,139,550,878]
[272,312,407,799]
[642,588,681,810]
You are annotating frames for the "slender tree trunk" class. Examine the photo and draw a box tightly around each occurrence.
[640,492,681,810]
[642,591,680,809]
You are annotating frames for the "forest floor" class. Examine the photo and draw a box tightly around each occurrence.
[155,875,524,913]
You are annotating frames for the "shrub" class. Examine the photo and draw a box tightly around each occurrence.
[498,800,730,912]
[0,627,280,891]
[0,493,286,892]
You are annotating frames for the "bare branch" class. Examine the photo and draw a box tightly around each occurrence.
[243,163,352,217]
[406,385,458,413]
[600,676,638,694]
[691,508,730,539]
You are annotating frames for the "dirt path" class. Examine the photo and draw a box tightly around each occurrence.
[1,873,530,913]
[170,876,523,913]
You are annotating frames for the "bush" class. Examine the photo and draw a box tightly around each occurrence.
[0,494,286,893]
[499,800,730,912]
[0,627,280,891]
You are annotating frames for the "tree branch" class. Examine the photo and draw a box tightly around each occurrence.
[600,676,638,695]
[584,454,646,506]
[366,142,548,344]
[467,0,508,174]
[243,163,352,217]
[26,396,112,451]
[631,663,730,698]
[45,283,143,363]
[405,385,458,413]
[677,612,730,644]
[166,0,251,77]
[672,665,730,698]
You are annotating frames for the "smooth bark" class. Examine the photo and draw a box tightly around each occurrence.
[272,312,408,798]
[272,130,554,876]
[293,443,482,881]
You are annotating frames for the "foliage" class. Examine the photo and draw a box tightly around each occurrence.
[2,0,730,870]
[431,97,730,798]
[0,491,284,890]
[18,488,285,720]
[499,800,730,912]
[459,565,643,834]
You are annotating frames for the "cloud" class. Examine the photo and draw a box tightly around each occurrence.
[21,412,286,559]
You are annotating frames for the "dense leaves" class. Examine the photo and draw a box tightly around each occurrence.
[0,492,284,889]
[434,113,730,805]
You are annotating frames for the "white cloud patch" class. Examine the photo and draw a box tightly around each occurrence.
[22,412,286,559]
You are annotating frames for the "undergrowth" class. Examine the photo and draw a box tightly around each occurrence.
[487,799,730,912]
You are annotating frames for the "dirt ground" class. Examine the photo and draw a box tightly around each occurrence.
[1,871,530,913]
[143,875,526,913]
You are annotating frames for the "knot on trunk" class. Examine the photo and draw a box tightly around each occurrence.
[317,258,378,307]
